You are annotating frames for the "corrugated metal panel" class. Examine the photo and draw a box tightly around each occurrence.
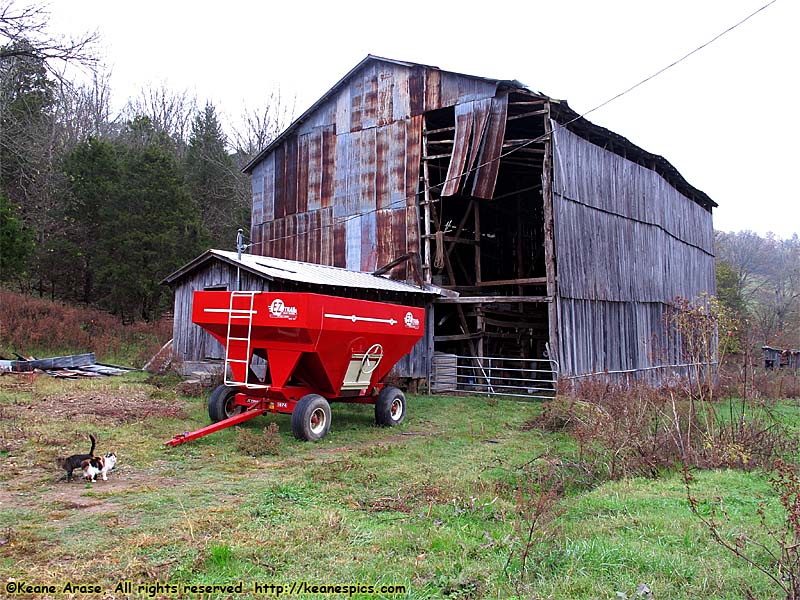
[321,125,335,208]
[209,250,438,295]
[273,145,286,219]
[262,154,275,223]
[345,215,361,270]
[471,94,508,199]
[442,103,474,197]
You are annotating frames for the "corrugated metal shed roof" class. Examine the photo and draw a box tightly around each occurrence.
[163,249,442,296]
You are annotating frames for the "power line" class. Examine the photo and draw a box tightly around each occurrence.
[246,0,777,250]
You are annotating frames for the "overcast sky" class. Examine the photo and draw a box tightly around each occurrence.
[48,0,798,237]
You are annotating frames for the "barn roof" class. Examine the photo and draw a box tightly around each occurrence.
[242,54,715,211]
[163,249,441,296]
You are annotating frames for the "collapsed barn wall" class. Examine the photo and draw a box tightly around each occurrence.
[551,125,716,377]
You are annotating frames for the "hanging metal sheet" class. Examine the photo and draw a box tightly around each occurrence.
[471,94,508,199]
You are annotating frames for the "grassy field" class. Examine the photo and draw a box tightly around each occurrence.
[0,372,796,599]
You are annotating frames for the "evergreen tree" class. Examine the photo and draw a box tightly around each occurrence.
[0,193,32,282]
[185,102,247,248]
[63,120,207,320]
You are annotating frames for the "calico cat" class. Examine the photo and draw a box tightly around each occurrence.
[82,452,117,482]
[56,434,96,481]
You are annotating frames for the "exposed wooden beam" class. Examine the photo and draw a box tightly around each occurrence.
[436,296,552,304]
[477,277,548,287]
[507,109,548,121]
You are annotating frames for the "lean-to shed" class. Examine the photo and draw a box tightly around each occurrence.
[177,55,716,388]
[163,249,439,377]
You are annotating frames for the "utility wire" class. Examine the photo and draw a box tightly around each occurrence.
[244,0,778,250]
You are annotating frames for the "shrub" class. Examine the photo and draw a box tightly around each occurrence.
[235,423,281,457]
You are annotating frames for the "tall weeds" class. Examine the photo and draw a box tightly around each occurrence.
[0,288,171,366]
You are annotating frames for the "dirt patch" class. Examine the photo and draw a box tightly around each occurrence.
[13,390,187,424]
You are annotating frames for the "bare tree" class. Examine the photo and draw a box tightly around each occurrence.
[122,85,197,153]
[55,71,115,144]
[715,230,770,302]
[230,90,294,166]
[0,1,98,76]
[752,234,800,345]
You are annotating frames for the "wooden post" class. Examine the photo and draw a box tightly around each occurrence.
[474,201,481,285]
[422,116,433,284]
[542,104,560,367]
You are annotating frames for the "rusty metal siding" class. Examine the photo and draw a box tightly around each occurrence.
[273,145,286,220]
[471,94,508,198]
[251,61,500,277]
[251,161,264,229]
[321,125,335,208]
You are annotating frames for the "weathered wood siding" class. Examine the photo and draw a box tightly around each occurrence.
[250,60,501,275]
[551,125,715,377]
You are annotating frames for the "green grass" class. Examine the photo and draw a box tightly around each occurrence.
[0,374,795,599]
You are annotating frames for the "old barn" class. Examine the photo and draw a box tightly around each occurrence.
[169,55,716,391]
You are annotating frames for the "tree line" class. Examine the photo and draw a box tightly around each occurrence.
[0,2,797,347]
[0,2,290,320]
[715,231,800,349]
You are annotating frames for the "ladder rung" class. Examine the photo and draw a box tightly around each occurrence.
[226,359,249,364]
[228,337,250,341]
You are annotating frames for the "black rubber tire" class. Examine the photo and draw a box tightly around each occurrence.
[375,386,406,427]
[291,394,331,441]
[208,385,243,423]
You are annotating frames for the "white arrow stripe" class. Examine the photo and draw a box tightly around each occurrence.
[204,308,258,315]
[324,313,397,326]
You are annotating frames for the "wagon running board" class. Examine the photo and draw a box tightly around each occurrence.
[165,408,267,447]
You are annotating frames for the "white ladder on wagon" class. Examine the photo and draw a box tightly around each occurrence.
[223,291,267,389]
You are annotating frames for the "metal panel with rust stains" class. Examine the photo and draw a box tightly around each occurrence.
[408,65,426,116]
[360,127,377,215]
[376,65,394,127]
[375,123,391,210]
[297,133,310,214]
[471,93,508,199]
[261,154,275,224]
[375,208,394,269]
[333,132,350,220]
[391,64,410,121]
[360,211,377,271]
[273,145,286,220]
[284,136,298,216]
[442,104,474,197]
[345,215,360,270]
[362,62,378,130]
[306,128,322,211]
[321,125,336,209]
[466,97,492,173]
[333,219,346,268]
[425,68,441,112]
[405,115,422,206]
[320,207,334,266]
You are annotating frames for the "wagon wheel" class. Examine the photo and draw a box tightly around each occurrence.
[359,343,384,375]
[375,386,406,427]
[291,394,332,441]
[208,385,244,423]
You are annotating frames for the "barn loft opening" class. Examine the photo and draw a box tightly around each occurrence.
[420,91,552,362]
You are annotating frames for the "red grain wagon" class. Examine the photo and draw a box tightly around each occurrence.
[166,291,424,445]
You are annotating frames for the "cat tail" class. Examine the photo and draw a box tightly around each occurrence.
[88,433,96,457]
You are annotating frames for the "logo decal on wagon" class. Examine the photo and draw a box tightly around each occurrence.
[269,298,298,320]
[403,311,420,329]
